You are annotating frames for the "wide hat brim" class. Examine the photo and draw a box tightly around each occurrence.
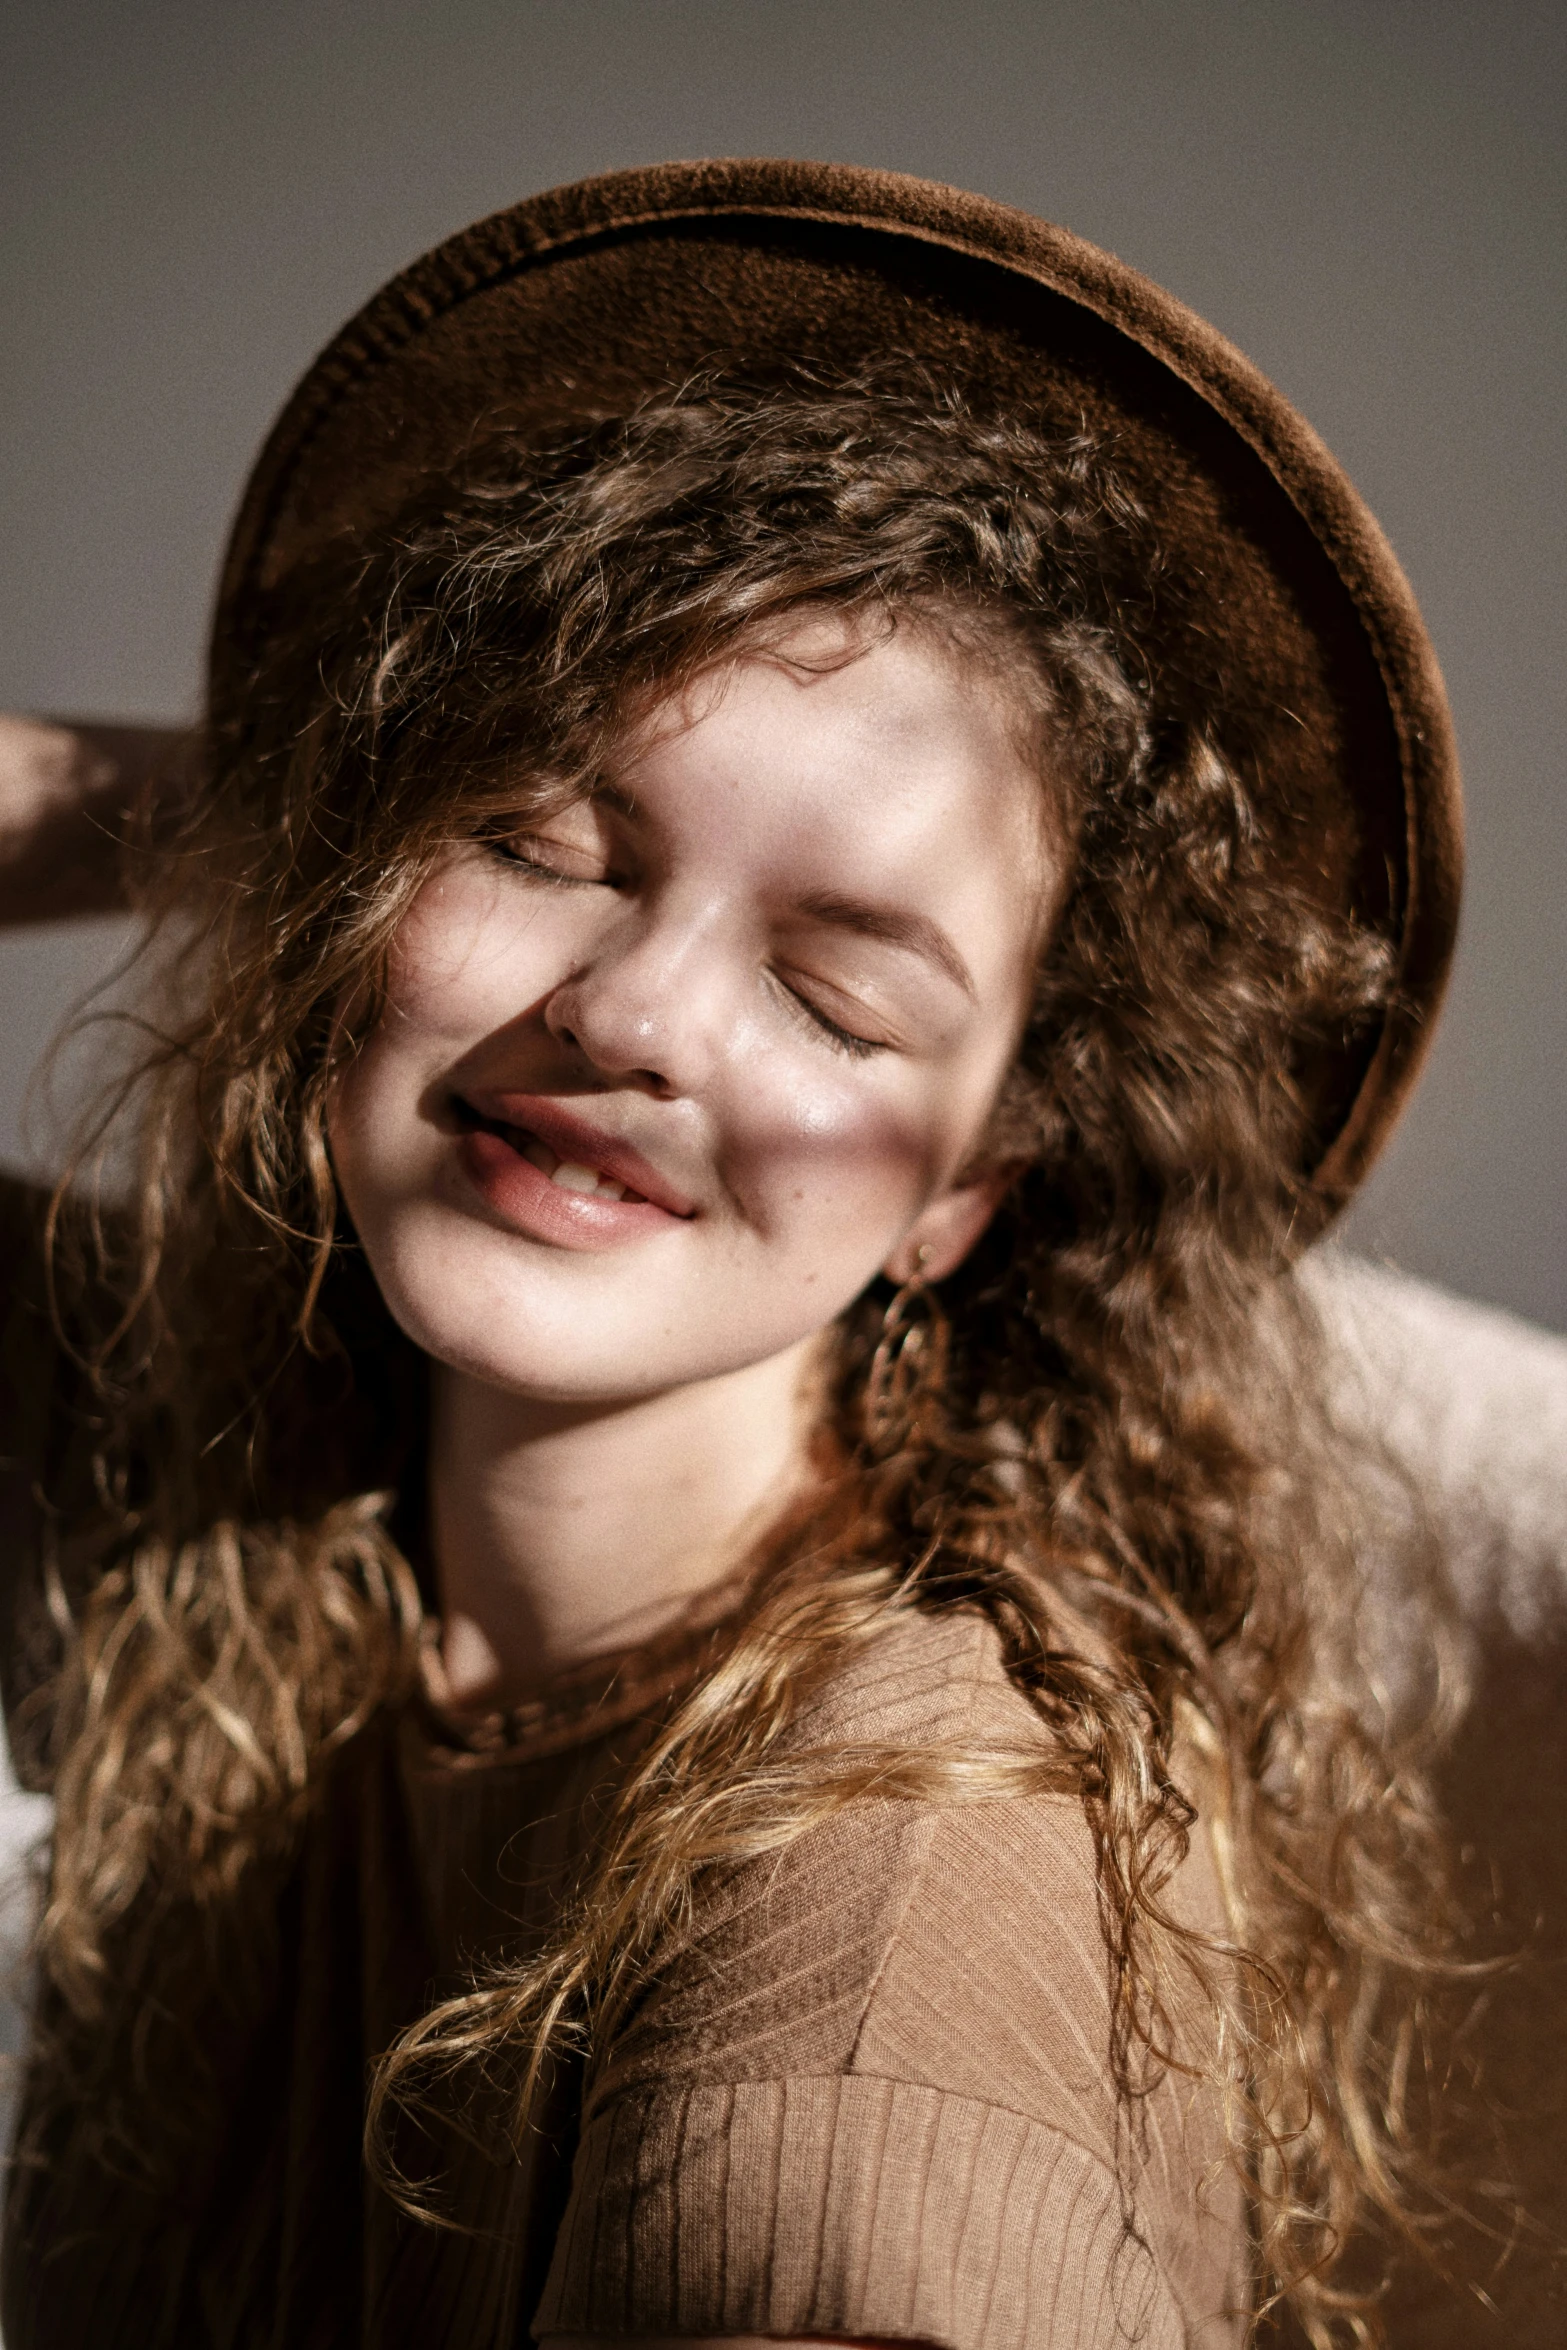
[212,158,1461,1208]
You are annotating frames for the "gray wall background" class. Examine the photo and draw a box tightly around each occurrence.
[3,0,1563,1325]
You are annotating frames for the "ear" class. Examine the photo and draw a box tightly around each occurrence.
[882,1162,1024,1286]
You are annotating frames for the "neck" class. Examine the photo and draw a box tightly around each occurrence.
[427,1338,823,1709]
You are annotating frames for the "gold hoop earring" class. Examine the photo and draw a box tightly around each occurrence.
[864,1250,949,1455]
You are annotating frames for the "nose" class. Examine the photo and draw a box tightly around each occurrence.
[543,899,729,1099]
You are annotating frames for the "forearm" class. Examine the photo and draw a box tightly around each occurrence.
[0,715,191,925]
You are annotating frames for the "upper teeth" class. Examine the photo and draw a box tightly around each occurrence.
[555,1161,623,1198]
[519,1134,626,1200]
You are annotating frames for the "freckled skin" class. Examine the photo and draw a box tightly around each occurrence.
[331,619,1057,1409]
[330,618,1058,1410]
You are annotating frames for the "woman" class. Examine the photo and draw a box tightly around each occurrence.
[0,162,1468,2347]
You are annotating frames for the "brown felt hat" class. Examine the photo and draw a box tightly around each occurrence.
[212,158,1461,1206]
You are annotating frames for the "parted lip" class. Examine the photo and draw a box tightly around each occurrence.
[453,1090,698,1218]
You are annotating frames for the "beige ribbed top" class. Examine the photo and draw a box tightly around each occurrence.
[1,1601,1249,2347]
[402,1608,1247,2349]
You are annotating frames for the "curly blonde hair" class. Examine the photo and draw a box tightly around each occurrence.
[31,375,1476,2342]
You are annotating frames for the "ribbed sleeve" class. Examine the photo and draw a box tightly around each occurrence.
[532,1613,1245,2346]
[535,2075,1185,2349]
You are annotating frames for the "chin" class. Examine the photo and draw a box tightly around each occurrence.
[363,1244,632,1403]
[354,1217,753,1406]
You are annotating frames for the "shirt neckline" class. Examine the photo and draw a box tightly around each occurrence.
[410,1568,750,1770]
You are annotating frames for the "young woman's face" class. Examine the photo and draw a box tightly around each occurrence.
[330,614,1062,1404]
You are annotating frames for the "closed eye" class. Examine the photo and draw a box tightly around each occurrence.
[771,971,885,1060]
[486,832,622,888]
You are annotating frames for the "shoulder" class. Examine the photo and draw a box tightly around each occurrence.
[590,1608,1105,2098]
[537,1607,1244,2349]
[780,1598,1025,1743]
[583,1605,1230,2104]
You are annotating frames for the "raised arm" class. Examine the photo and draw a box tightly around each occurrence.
[0,714,190,927]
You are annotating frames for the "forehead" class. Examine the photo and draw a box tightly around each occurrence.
[620,614,1056,865]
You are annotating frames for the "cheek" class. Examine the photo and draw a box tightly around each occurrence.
[327,877,532,1191]
[375,871,541,1046]
[714,1042,982,1251]
[325,1036,421,1225]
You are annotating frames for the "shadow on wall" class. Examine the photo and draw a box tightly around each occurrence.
[0,916,143,1178]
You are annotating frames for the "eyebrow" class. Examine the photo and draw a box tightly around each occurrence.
[793,889,978,1000]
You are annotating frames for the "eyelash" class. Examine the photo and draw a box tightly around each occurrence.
[489,841,883,1060]
[776,976,883,1060]
[488,838,607,888]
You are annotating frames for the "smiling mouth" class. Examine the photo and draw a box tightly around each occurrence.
[455,1103,651,1205]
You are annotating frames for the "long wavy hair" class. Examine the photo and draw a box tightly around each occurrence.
[30,375,1477,2342]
